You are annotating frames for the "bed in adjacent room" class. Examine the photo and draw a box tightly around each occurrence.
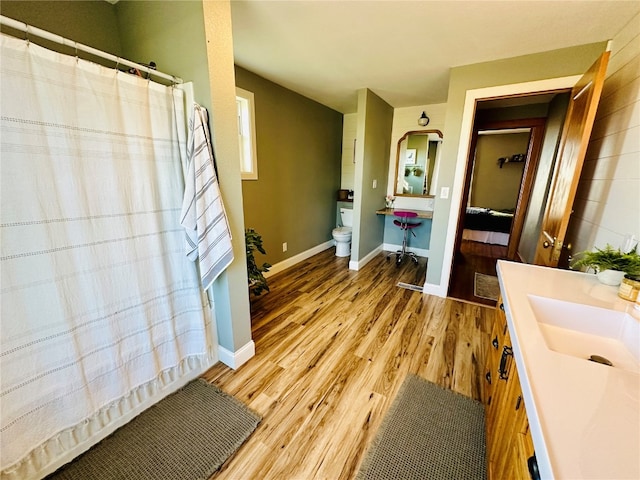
[462,207,514,246]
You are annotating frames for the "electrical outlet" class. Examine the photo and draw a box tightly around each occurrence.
[282,242,287,252]
[440,187,450,199]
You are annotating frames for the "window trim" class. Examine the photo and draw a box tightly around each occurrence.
[236,87,258,180]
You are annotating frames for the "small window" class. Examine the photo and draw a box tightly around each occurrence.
[236,87,258,180]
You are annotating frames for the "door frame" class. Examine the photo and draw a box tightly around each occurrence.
[451,117,546,266]
[427,75,582,298]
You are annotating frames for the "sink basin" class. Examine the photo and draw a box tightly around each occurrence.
[527,295,640,373]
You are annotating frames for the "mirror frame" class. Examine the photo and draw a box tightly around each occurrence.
[393,129,443,198]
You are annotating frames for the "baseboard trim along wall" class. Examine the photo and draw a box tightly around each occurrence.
[264,240,334,277]
[423,282,447,297]
[349,245,384,271]
[261,240,429,277]
[218,340,255,369]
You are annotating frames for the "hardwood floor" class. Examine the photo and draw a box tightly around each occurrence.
[202,248,493,480]
[392,251,428,287]
[448,240,508,307]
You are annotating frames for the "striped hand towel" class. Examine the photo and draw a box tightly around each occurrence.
[180,103,234,290]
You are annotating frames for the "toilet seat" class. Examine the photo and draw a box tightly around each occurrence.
[332,226,352,239]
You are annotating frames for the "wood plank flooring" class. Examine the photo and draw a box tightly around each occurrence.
[202,248,493,480]
[392,251,428,287]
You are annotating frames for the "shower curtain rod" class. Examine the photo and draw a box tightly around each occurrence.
[0,15,183,84]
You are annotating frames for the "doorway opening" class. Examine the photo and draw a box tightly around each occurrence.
[447,92,570,305]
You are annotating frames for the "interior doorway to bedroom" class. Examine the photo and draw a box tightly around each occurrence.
[447,92,569,306]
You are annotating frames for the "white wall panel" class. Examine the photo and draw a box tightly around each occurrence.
[568,13,640,256]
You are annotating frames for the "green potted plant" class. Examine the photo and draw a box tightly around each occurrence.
[571,244,640,285]
[245,229,271,295]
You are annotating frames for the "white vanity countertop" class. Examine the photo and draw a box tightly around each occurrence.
[496,260,640,480]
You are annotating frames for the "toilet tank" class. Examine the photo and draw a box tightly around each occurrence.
[340,208,353,227]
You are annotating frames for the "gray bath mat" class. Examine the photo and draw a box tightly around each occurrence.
[357,374,487,480]
[49,379,261,480]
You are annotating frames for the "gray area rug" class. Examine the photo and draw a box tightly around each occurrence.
[49,379,261,480]
[357,374,487,480]
[474,272,500,301]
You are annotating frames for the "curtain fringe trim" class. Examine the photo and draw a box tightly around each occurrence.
[1,349,217,480]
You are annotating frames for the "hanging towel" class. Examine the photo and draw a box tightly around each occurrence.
[180,103,234,290]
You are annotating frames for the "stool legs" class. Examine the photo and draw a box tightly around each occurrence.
[387,224,418,265]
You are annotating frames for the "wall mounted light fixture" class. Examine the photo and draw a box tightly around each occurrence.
[418,111,430,127]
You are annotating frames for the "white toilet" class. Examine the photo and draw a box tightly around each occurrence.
[332,207,353,257]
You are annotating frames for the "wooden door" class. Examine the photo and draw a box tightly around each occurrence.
[534,52,610,266]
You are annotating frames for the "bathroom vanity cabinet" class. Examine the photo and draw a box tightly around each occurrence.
[491,261,639,479]
[484,297,535,480]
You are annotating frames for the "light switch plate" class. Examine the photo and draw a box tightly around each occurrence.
[440,187,449,199]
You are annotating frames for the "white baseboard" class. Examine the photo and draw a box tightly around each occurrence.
[264,240,334,277]
[423,282,447,297]
[218,340,255,369]
[382,243,429,258]
[349,245,383,271]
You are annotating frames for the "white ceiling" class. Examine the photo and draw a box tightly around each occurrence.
[230,0,640,113]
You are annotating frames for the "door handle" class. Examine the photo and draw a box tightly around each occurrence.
[528,455,541,480]
[542,232,556,249]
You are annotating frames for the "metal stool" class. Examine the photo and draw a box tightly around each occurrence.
[387,210,421,265]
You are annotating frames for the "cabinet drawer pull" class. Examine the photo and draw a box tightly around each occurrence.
[528,454,540,480]
[515,395,522,410]
[499,345,513,380]
[492,336,499,349]
[485,370,491,385]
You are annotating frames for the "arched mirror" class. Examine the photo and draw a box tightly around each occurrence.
[393,130,443,197]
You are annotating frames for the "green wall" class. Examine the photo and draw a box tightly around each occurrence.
[115,1,211,110]
[201,1,252,356]
[0,1,122,55]
[235,66,343,265]
[352,88,393,261]
[470,132,529,210]
[427,42,608,286]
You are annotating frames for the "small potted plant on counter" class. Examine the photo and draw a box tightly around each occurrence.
[385,195,395,209]
[571,243,640,285]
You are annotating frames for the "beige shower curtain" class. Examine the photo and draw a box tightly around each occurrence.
[0,33,217,479]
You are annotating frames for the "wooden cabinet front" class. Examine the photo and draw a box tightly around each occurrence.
[484,296,535,480]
